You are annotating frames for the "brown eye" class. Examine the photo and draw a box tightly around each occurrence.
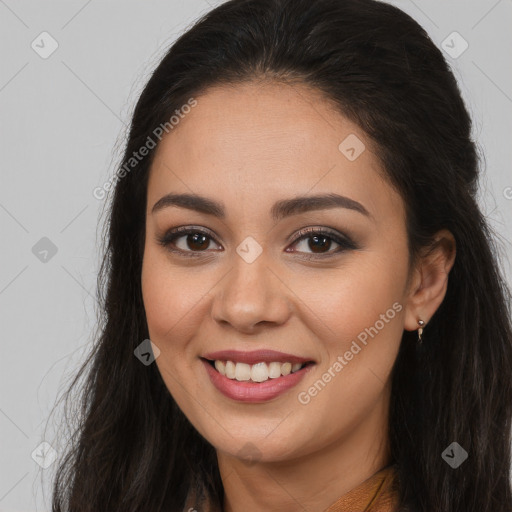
[157,227,222,256]
[287,227,358,258]
[306,235,333,253]
[292,234,339,254]
[182,233,210,251]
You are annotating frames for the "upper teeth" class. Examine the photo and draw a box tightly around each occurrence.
[214,360,304,382]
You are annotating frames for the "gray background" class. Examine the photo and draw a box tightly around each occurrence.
[1,1,511,510]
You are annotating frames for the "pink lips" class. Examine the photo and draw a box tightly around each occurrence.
[201,349,315,403]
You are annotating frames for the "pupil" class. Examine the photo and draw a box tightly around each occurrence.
[309,235,330,253]
[188,233,209,251]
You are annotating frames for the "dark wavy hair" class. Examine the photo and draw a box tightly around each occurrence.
[49,0,512,510]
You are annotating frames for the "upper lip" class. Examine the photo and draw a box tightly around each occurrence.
[202,349,315,365]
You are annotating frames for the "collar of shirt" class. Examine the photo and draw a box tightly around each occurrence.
[324,464,400,512]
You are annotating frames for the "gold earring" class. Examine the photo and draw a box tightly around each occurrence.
[417,319,425,343]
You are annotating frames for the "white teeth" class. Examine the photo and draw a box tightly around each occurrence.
[212,360,306,382]
[225,360,236,379]
[251,362,269,382]
[281,362,292,376]
[268,362,282,379]
[215,361,226,375]
[214,360,226,376]
[235,362,251,381]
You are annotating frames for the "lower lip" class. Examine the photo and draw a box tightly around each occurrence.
[201,359,314,403]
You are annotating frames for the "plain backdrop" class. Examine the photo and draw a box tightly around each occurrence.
[1,1,511,510]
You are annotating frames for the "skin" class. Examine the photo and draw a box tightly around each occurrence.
[141,80,456,512]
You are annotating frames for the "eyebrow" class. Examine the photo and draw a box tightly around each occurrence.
[151,192,371,220]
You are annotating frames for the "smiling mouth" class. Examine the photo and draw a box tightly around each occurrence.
[202,358,315,383]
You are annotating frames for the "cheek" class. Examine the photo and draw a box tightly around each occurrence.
[141,246,204,350]
[292,252,407,407]
[297,256,406,343]
[141,247,207,411]
[338,267,404,338]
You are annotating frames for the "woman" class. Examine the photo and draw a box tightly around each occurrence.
[51,0,512,510]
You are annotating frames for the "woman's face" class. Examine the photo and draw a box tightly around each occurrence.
[141,81,412,464]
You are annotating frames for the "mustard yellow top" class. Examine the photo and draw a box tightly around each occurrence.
[325,465,400,512]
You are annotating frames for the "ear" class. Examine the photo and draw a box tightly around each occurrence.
[403,229,456,332]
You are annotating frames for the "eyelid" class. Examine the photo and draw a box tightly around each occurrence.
[162,225,217,239]
[288,226,354,245]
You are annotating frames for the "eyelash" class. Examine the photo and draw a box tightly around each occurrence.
[156,226,358,259]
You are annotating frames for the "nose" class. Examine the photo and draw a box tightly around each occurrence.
[210,251,292,333]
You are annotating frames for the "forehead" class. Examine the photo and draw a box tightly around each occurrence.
[146,81,403,224]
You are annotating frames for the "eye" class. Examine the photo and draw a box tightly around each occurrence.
[157,226,222,256]
[286,227,358,257]
[157,225,358,259]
